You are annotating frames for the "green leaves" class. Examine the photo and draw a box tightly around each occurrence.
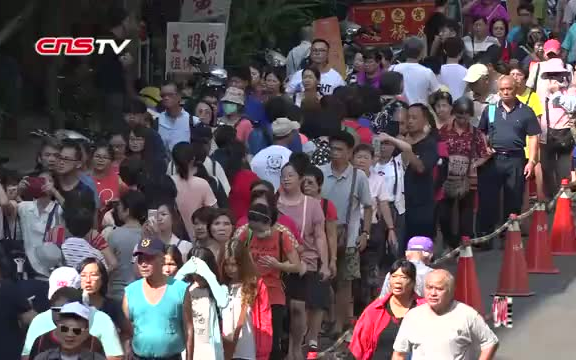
[225,0,330,66]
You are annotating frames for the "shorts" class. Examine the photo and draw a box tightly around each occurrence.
[285,272,330,310]
[337,247,361,282]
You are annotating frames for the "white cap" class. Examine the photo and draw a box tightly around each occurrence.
[463,64,489,83]
[48,267,81,300]
[272,117,300,137]
[60,301,90,321]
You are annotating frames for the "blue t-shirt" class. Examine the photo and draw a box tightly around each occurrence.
[126,277,189,357]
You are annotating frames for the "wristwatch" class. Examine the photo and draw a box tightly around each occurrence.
[361,230,370,240]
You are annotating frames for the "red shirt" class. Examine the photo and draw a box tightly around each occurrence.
[228,169,260,221]
[343,119,373,145]
[349,293,426,360]
[439,123,489,159]
[320,198,338,222]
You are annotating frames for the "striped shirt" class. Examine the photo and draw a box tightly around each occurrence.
[61,237,106,270]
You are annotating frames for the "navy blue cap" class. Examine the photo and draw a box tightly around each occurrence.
[133,237,166,256]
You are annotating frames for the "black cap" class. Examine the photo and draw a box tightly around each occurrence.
[133,237,165,257]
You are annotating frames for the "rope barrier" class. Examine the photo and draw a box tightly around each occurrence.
[316,187,566,358]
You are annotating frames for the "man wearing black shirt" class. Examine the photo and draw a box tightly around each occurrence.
[56,140,96,207]
[95,7,133,132]
[477,76,541,248]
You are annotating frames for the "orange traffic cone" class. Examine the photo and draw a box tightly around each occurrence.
[526,202,559,273]
[550,179,576,255]
[454,236,484,316]
[494,214,534,296]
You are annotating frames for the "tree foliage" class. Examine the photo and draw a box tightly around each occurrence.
[225,0,336,66]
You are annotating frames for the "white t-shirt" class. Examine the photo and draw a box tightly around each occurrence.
[222,284,256,360]
[462,36,500,59]
[189,284,217,359]
[393,301,498,359]
[390,63,440,105]
[373,155,406,215]
[286,68,345,96]
[440,64,468,100]
[250,145,292,191]
[365,171,388,224]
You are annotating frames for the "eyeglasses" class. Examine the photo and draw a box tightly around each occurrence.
[93,155,111,161]
[51,307,62,313]
[59,324,86,336]
[58,155,78,163]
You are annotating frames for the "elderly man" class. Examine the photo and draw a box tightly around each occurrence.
[392,269,499,360]
[476,75,541,249]
[380,236,434,297]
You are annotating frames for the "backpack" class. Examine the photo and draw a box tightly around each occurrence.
[208,168,229,209]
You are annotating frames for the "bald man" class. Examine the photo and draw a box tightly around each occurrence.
[475,75,541,249]
[392,270,498,360]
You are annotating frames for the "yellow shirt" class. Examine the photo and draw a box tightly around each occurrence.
[517,88,543,157]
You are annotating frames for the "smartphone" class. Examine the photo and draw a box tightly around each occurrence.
[26,176,47,199]
[147,209,158,222]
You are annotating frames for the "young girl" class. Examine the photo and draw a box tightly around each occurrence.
[222,239,272,360]
[178,247,229,360]
[163,245,184,277]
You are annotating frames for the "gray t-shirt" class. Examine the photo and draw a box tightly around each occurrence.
[393,301,498,359]
[380,260,433,297]
[108,226,142,300]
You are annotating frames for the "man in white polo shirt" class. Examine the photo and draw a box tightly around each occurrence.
[158,82,191,154]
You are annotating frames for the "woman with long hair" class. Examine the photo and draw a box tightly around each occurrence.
[233,202,302,360]
[195,100,216,127]
[171,142,217,239]
[349,260,425,360]
[278,161,329,358]
[221,239,272,360]
[127,125,167,178]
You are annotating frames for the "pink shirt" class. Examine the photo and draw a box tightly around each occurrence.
[171,175,217,239]
[235,118,254,144]
[278,196,325,272]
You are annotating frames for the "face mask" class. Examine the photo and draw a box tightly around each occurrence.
[222,103,238,115]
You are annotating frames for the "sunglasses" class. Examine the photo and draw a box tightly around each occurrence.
[59,324,86,336]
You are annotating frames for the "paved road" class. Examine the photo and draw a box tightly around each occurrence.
[3,127,576,358]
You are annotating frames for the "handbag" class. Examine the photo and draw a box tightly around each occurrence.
[337,168,357,254]
[223,302,249,360]
[546,98,575,151]
[443,127,477,199]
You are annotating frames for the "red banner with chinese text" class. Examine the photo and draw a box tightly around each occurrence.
[348,2,435,46]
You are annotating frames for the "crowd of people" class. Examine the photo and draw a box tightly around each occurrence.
[3,0,576,359]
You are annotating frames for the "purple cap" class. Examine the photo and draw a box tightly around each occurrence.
[407,236,433,253]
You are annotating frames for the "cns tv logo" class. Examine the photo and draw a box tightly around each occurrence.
[35,37,131,56]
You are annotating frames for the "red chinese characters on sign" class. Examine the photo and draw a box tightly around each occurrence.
[348,3,435,46]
